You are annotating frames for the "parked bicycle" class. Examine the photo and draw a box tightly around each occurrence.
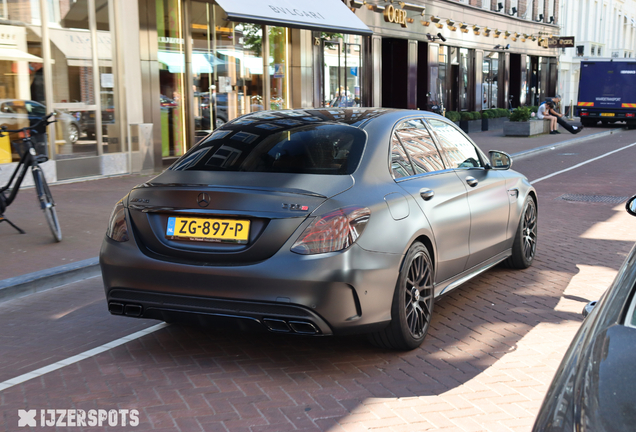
[0,113,62,242]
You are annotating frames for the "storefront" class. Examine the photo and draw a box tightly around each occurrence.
[139,0,371,166]
[348,0,560,115]
[0,0,125,183]
[1,0,370,182]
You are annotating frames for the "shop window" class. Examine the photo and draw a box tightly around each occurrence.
[0,1,46,163]
[191,2,265,142]
[157,0,186,158]
[269,27,290,111]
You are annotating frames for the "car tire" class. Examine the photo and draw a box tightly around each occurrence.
[369,242,434,351]
[504,196,537,269]
[215,117,226,128]
[68,123,79,144]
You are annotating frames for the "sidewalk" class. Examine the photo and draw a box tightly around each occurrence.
[0,125,628,300]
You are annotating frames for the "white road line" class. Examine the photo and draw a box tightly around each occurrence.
[0,323,168,393]
[530,141,636,184]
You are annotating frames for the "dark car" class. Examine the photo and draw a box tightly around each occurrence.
[533,195,636,431]
[0,99,80,145]
[100,108,538,350]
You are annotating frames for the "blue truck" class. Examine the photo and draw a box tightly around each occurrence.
[577,59,636,127]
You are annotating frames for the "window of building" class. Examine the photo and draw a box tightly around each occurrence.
[395,119,445,174]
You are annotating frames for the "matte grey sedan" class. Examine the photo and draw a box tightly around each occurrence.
[100,108,537,350]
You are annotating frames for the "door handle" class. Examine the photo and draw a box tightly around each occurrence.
[420,189,435,201]
[465,176,478,187]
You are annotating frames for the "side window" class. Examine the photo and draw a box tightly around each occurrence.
[390,133,414,179]
[396,119,445,174]
[26,102,46,116]
[427,119,484,169]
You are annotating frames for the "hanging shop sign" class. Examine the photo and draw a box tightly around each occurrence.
[548,36,575,48]
[383,4,407,28]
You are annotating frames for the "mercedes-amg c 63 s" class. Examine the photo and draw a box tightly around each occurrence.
[100,108,537,350]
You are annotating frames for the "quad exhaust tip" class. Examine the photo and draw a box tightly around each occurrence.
[108,302,143,317]
[263,318,319,334]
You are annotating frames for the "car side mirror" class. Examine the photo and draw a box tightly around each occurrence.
[582,300,597,317]
[488,150,512,170]
[626,195,636,217]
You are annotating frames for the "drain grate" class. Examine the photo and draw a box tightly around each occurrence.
[558,194,629,204]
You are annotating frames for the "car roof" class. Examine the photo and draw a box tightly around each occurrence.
[235,108,448,128]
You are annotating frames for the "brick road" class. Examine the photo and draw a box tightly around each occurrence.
[1,130,636,431]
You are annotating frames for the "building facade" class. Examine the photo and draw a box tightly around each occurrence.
[558,0,636,112]
[0,0,560,184]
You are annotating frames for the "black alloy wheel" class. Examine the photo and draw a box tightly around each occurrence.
[403,248,434,339]
[521,199,538,262]
[369,242,434,350]
[505,197,537,269]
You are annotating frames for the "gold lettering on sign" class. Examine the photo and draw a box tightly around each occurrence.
[383,4,407,28]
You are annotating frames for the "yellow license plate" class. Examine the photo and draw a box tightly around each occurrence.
[166,216,250,243]
[601,113,615,117]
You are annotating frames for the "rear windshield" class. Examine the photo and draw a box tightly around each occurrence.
[170,123,366,175]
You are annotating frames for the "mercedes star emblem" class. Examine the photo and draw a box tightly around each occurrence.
[197,192,211,208]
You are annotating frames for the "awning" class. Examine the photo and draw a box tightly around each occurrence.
[214,0,372,36]
[0,45,43,63]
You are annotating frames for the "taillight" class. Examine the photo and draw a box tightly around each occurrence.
[291,206,370,255]
[106,200,129,242]
[580,112,589,116]
[627,113,635,118]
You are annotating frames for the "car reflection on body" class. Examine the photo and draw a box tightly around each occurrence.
[100,108,538,350]
[533,195,636,431]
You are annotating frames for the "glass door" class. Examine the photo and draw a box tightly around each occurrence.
[322,37,362,107]
[482,53,499,109]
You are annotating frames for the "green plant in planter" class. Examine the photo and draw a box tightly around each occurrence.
[497,108,510,118]
[472,111,481,119]
[529,106,539,113]
[445,111,461,122]
[509,106,532,122]
[460,111,473,121]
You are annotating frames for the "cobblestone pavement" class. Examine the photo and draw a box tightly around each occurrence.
[1,130,636,431]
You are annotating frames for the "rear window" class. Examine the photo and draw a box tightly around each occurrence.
[171,123,366,175]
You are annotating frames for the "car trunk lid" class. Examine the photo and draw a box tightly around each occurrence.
[126,171,353,265]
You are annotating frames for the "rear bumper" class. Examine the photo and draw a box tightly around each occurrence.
[100,236,402,336]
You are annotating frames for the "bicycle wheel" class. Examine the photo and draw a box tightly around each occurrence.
[32,166,62,242]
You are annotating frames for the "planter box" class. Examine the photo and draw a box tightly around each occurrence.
[459,119,482,134]
[488,117,507,130]
[503,119,550,136]
[480,117,507,131]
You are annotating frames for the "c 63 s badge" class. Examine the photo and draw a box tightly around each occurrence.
[282,203,309,211]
